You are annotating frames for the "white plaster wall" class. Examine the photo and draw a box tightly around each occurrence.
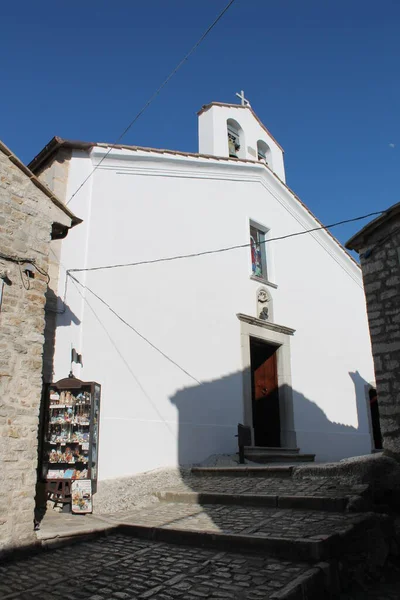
[55,148,374,479]
[55,150,94,380]
[198,105,286,182]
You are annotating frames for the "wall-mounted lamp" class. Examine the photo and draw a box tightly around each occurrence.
[23,263,35,279]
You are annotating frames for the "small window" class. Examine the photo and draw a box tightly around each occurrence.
[250,225,267,279]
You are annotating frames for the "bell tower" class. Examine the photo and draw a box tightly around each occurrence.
[198,94,286,182]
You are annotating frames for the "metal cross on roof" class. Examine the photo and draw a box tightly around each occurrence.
[235,90,251,107]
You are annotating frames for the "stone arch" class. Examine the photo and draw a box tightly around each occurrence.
[257,286,273,322]
[227,118,245,159]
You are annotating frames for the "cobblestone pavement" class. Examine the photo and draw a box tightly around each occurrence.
[341,583,400,599]
[27,472,378,599]
[340,567,400,599]
[37,474,370,543]
[109,501,367,538]
[0,533,311,599]
[175,475,368,498]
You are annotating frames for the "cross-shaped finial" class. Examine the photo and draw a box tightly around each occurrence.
[236,90,251,107]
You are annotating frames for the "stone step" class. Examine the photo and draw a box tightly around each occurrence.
[245,452,316,464]
[156,475,370,512]
[245,446,301,454]
[112,501,374,562]
[191,465,294,477]
[155,490,350,512]
[11,528,338,600]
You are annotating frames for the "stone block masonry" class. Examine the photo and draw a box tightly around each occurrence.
[352,213,400,459]
[0,145,75,555]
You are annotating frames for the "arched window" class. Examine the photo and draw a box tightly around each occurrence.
[227,119,243,158]
[257,140,271,165]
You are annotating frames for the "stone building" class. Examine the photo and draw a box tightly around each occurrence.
[0,140,80,555]
[346,203,400,459]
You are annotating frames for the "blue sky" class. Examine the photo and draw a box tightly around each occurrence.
[1,0,399,245]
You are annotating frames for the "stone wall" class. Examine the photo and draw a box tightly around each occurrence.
[0,149,63,553]
[358,214,400,458]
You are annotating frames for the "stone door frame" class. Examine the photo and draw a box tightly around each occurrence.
[237,313,297,448]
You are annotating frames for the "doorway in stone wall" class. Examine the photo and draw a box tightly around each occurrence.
[368,385,383,450]
[250,338,280,447]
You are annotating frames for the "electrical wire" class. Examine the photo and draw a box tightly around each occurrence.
[67,209,384,275]
[33,262,51,284]
[0,251,36,265]
[52,255,196,419]
[0,251,50,285]
[65,0,237,207]
[69,276,177,436]
[18,263,30,290]
[56,208,388,393]
[69,273,200,384]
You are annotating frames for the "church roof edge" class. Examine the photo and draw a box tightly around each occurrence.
[28,136,358,269]
[28,136,94,173]
[28,136,270,173]
[197,102,284,152]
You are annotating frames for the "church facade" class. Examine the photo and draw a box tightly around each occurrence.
[29,100,376,480]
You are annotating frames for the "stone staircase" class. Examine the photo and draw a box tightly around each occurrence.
[105,465,390,598]
[33,464,395,600]
[244,446,316,464]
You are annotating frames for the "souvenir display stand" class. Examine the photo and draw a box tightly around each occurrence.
[41,376,101,513]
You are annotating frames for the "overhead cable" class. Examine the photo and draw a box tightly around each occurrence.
[0,251,50,283]
[69,273,200,384]
[67,209,384,275]
[65,0,237,207]
[0,251,36,265]
[69,276,179,434]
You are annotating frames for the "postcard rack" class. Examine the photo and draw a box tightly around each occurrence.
[41,376,101,513]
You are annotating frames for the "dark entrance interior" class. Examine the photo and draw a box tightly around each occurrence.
[369,386,382,450]
[250,338,280,447]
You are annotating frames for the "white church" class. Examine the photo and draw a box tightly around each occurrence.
[30,96,376,481]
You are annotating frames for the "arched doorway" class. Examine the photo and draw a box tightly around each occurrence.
[227,118,244,158]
